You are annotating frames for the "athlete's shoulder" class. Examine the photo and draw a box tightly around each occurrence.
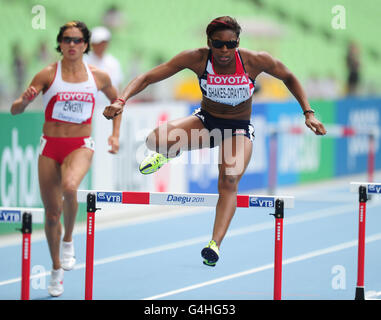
[175,47,208,62]
[87,64,112,90]
[31,62,58,88]
[87,63,101,74]
[238,48,263,60]
[189,47,209,57]
[88,64,110,81]
[38,62,58,77]
[167,47,208,73]
[238,48,276,69]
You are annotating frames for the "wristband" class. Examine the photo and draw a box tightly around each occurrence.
[112,98,126,105]
[303,109,315,115]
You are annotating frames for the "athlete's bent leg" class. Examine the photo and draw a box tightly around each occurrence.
[141,115,209,174]
[146,115,209,154]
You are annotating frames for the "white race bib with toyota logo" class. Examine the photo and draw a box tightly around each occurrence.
[52,92,95,124]
[205,74,252,106]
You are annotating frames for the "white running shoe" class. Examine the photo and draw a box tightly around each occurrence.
[48,268,64,297]
[61,241,76,271]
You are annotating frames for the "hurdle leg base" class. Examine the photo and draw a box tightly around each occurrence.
[355,287,365,300]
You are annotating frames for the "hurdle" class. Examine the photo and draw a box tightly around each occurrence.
[77,190,294,300]
[0,207,44,300]
[350,182,381,300]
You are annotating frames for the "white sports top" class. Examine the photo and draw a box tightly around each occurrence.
[43,60,98,124]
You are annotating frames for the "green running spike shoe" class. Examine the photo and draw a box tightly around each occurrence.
[139,152,172,175]
[201,240,219,267]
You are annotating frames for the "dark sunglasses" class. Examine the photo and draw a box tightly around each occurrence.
[210,39,238,49]
[62,36,85,44]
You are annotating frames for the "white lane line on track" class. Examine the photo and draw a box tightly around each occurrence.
[365,290,381,300]
[143,233,381,300]
[0,201,379,288]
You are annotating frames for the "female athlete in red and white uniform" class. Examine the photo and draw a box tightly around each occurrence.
[104,16,326,267]
[11,21,121,296]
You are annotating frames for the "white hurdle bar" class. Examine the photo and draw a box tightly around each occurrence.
[350,182,381,300]
[77,190,295,208]
[0,207,44,224]
[0,207,44,300]
[77,190,294,301]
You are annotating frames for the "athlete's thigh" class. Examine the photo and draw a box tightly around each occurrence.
[218,135,253,179]
[38,155,62,210]
[61,148,93,191]
[164,115,211,150]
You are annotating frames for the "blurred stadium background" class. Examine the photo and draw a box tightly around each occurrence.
[0,0,380,104]
[0,0,380,234]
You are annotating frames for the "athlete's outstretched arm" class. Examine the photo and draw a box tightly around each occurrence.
[103,49,202,120]
[252,51,327,135]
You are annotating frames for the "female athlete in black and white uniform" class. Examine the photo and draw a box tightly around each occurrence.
[104,16,326,266]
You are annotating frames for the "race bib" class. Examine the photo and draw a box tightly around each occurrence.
[206,74,252,106]
[52,92,95,123]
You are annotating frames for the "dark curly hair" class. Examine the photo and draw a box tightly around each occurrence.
[55,21,91,54]
[206,16,242,39]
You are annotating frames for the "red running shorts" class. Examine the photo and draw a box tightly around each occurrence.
[39,135,95,164]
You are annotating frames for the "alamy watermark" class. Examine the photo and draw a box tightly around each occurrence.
[30,265,47,290]
[331,5,346,30]
[31,5,46,30]
[331,265,346,290]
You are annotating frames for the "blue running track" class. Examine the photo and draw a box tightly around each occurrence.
[1,179,381,300]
